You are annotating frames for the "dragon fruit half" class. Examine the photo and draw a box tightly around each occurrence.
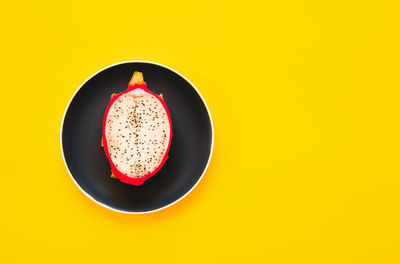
[102,71,172,186]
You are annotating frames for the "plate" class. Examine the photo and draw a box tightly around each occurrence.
[60,61,214,213]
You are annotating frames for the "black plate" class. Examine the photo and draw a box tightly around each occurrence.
[61,61,213,213]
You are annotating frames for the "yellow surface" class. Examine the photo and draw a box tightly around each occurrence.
[1,0,400,263]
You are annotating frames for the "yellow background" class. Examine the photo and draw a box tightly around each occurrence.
[1,0,400,263]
